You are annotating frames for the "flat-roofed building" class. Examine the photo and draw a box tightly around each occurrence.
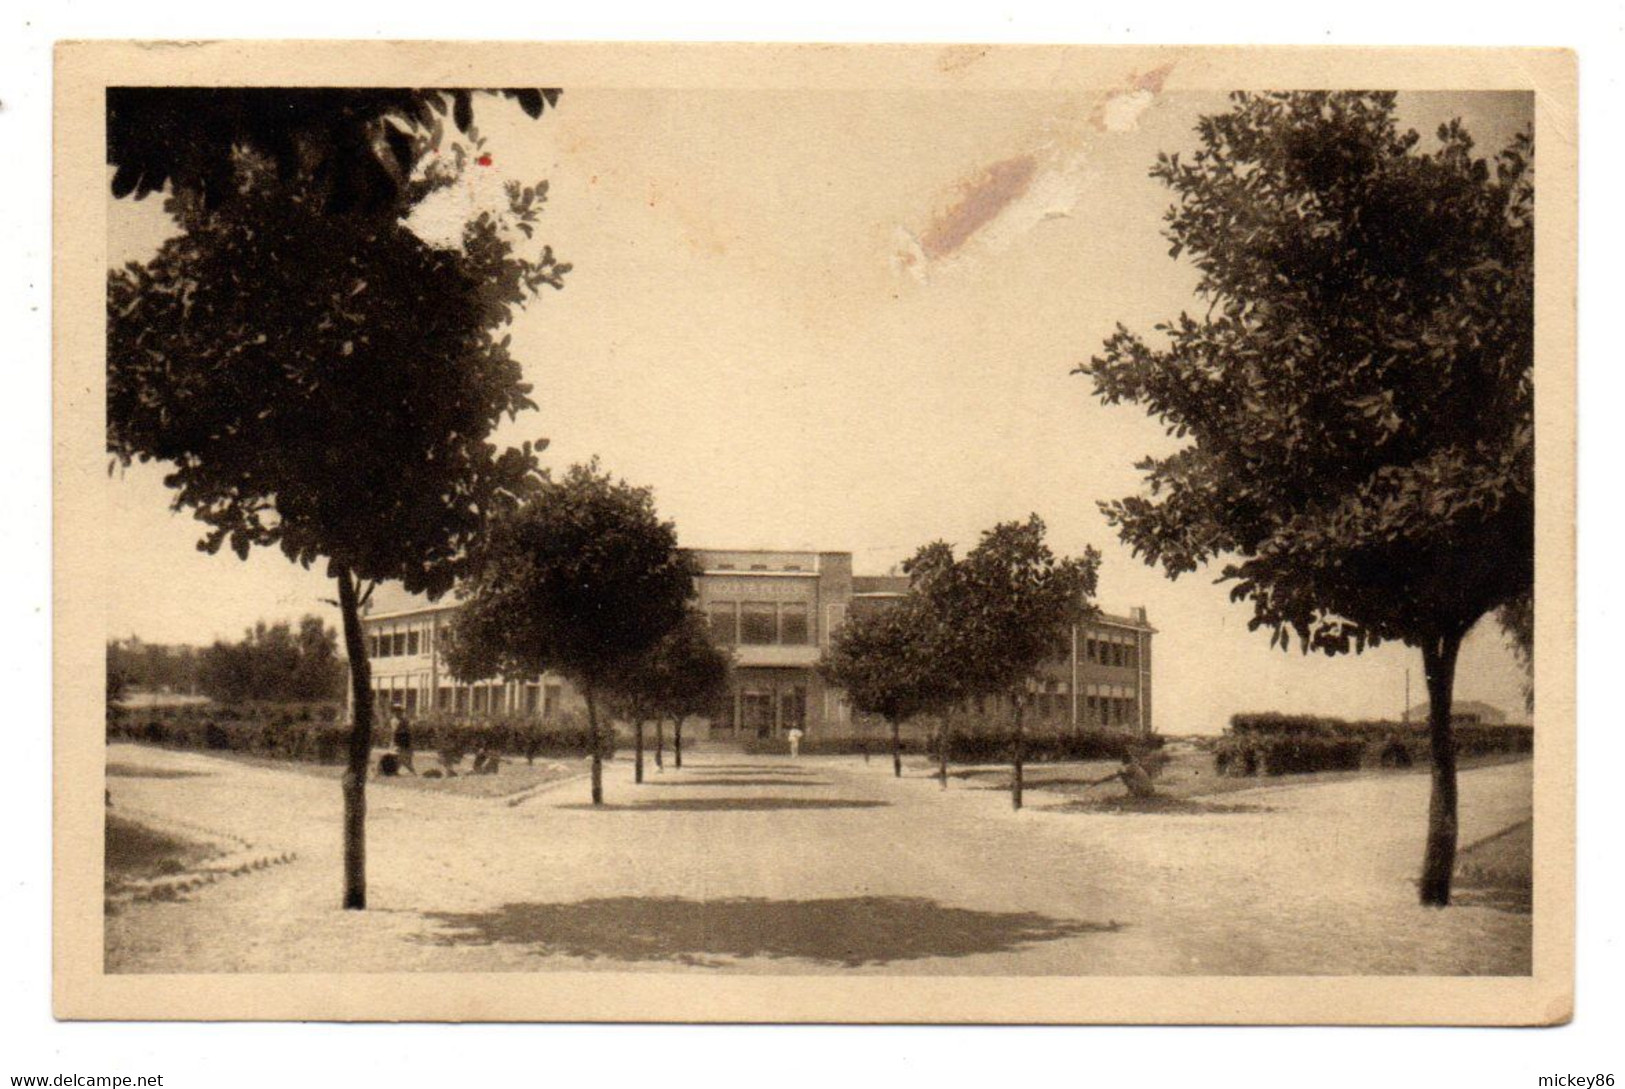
[353,548,1154,737]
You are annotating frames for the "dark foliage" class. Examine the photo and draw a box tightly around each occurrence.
[605,610,732,728]
[107,702,350,764]
[107,85,569,909]
[442,462,699,690]
[1215,712,1533,777]
[896,517,1101,805]
[196,615,346,703]
[821,597,957,726]
[742,726,1160,764]
[903,518,1100,701]
[106,638,201,696]
[934,724,1162,765]
[1078,92,1533,904]
[442,461,699,804]
[108,87,560,214]
[1081,92,1532,655]
[107,703,611,764]
[107,159,564,594]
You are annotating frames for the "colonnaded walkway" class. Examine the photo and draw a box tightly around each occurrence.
[103,742,1532,975]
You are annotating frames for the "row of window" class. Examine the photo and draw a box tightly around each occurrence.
[371,681,564,718]
[1086,695,1139,728]
[370,625,431,659]
[707,600,811,646]
[980,692,1138,725]
[1082,634,1139,670]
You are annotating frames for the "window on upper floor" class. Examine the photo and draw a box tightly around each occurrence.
[740,602,776,645]
[407,630,420,656]
[779,603,809,645]
[708,602,738,644]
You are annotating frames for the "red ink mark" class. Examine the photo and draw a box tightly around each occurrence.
[477,154,493,167]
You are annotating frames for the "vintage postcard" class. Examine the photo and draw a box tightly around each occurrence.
[54,41,1576,1023]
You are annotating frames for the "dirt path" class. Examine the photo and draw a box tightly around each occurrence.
[103,743,1531,975]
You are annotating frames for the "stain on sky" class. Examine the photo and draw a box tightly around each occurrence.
[918,154,1039,260]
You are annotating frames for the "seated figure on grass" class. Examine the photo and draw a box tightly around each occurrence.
[1084,752,1158,798]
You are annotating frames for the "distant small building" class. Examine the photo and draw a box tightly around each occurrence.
[1404,699,1508,726]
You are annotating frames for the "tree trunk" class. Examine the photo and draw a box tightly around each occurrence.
[1012,695,1025,811]
[655,719,665,771]
[674,716,684,769]
[635,718,645,784]
[938,715,949,790]
[586,686,604,806]
[891,718,902,778]
[1419,630,1465,906]
[335,568,371,910]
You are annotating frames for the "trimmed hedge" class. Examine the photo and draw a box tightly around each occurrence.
[107,703,613,765]
[411,712,612,762]
[1217,712,1532,778]
[935,723,1162,764]
[107,702,351,763]
[742,734,928,757]
[744,720,1162,764]
[1215,735,1365,777]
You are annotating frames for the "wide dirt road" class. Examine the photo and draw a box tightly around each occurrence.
[104,743,1531,975]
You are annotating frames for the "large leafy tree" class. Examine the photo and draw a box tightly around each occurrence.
[905,518,1100,809]
[821,597,956,780]
[441,462,700,805]
[1079,92,1533,905]
[107,88,568,910]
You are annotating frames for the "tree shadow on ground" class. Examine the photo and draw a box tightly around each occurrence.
[649,778,834,788]
[1044,796,1271,815]
[685,764,820,775]
[107,763,212,779]
[557,798,887,812]
[1450,885,1532,914]
[418,895,1123,967]
[1451,820,1531,914]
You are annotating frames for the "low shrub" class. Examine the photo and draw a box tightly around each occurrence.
[742,733,929,757]
[1375,737,1415,768]
[741,721,1163,764]
[409,711,612,764]
[106,703,612,765]
[1217,713,1532,777]
[934,714,1162,764]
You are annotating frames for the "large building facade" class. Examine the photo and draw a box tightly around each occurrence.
[356,547,1154,737]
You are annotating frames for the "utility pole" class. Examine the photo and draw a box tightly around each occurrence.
[1403,668,1411,724]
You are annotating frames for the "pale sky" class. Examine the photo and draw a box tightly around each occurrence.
[106,86,1533,732]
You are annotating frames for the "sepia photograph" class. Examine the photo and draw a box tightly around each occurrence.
[52,41,1576,1024]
